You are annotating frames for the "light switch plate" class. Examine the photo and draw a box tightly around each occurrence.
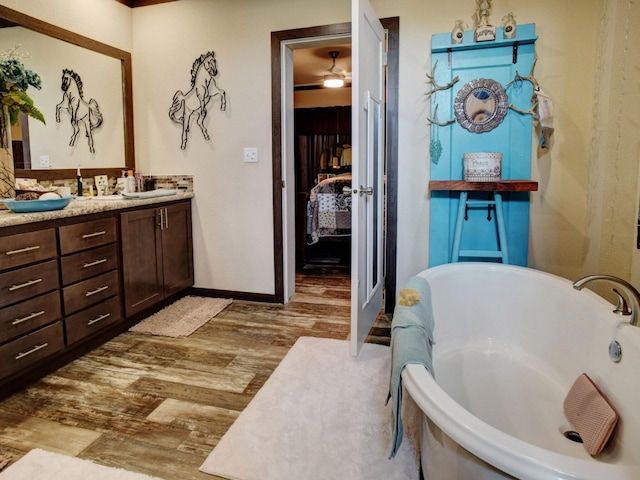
[244,147,258,163]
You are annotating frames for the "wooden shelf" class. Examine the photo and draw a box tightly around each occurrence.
[429,180,539,192]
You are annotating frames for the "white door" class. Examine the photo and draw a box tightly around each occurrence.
[350,0,385,356]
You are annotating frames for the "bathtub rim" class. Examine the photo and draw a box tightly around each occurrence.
[403,364,640,480]
[403,262,640,480]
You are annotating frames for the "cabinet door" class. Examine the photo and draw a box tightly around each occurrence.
[120,208,163,317]
[161,202,194,297]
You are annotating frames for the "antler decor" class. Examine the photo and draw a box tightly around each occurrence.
[425,60,459,98]
[506,59,539,117]
[426,104,456,127]
[506,59,554,148]
[425,60,458,127]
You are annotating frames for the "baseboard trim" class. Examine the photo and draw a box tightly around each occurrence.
[189,287,277,304]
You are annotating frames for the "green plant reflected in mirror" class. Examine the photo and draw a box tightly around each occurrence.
[454,78,508,133]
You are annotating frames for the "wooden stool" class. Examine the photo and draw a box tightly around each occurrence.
[429,180,539,264]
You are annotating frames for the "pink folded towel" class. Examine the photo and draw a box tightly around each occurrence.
[563,373,619,456]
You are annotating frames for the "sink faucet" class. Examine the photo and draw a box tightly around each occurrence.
[573,274,640,327]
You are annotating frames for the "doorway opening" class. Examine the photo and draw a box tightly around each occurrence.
[271,18,398,312]
[293,43,352,299]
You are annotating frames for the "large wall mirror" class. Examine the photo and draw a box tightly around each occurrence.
[0,5,134,180]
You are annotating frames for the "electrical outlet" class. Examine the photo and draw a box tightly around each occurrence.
[39,155,50,168]
[244,147,258,163]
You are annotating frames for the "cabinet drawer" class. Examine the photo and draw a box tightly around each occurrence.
[61,243,118,286]
[63,270,119,315]
[65,295,122,345]
[59,217,117,255]
[0,229,57,272]
[0,322,64,379]
[0,291,62,344]
[0,260,59,309]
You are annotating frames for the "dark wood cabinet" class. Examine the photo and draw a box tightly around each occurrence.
[120,200,193,317]
[0,229,57,271]
[59,217,123,345]
[0,197,193,395]
[0,322,65,379]
[0,229,63,378]
[120,207,163,316]
[162,201,194,297]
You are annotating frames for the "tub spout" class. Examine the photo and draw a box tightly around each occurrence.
[573,274,640,327]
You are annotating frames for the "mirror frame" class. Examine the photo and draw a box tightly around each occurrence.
[453,78,508,134]
[0,5,135,180]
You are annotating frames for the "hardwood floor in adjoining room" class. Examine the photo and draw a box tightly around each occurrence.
[0,267,391,479]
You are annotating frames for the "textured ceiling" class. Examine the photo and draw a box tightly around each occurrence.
[293,42,352,88]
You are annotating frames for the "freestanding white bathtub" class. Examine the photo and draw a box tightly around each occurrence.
[402,263,640,480]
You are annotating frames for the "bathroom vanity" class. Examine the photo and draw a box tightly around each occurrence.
[0,194,194,396]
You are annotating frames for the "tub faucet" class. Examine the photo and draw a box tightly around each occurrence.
[573,274,640,327]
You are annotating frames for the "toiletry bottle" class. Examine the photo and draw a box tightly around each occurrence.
[125,170,136,194]
[116,171,126,195]
[77,166,83,196]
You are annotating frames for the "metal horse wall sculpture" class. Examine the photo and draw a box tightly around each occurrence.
[169,51,227,150]
[55,69,103,153]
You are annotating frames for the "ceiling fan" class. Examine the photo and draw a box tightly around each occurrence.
[323,51,349,88]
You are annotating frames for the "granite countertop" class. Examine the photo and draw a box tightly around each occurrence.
[0,191,194,228]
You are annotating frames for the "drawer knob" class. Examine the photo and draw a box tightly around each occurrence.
[82,231,107,239]
[9,278,43,291]
[12,310,46,326]
[5,245,41,255]
[15,342,49,360]
[83,258,108,268]
[85,285,109,297]
[88,313,111,326]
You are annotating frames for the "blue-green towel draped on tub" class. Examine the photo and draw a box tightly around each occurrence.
[387,275,435,459]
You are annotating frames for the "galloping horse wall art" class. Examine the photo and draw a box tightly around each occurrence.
[169,51,227,150]
[55,69,103,154]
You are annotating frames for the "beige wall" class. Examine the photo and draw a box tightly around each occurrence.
[2,0,638,297]
[295,88,351,108]
[0,0,132,51]
[586,0,640,285]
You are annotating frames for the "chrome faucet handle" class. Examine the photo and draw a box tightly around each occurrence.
[612,288,631,316]
[573,274,640,326]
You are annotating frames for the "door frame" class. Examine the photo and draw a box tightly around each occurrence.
[270,18,399,312]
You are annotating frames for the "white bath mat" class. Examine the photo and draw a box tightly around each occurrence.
[0,449,162,480]
[199,336,420,480]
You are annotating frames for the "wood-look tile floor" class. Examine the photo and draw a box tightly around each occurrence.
[0,266,391,479]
